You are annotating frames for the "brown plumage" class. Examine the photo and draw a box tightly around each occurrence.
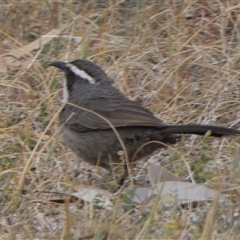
[50,59,239,170]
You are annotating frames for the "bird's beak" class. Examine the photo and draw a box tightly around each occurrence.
[49,61,67,71]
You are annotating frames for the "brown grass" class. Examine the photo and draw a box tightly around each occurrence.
[1,0,240,239]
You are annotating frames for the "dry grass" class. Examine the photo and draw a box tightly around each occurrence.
[1,0,240,239]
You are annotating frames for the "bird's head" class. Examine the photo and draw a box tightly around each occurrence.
[50,59,109,102]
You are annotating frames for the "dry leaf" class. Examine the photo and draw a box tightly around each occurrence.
[133,181,229,205]
[148,165,180,185]
[72,186,112,209]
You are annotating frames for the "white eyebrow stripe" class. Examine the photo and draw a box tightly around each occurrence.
[66,63,95,84]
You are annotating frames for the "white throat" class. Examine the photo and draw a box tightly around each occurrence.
[62,77,69,103]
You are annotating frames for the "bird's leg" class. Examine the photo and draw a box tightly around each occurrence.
[94,153,127,192]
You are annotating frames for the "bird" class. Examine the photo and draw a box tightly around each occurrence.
[50,59,239,170]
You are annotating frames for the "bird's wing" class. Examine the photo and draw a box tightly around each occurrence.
[60,85,164,132]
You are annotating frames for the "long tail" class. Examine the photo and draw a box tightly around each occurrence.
[160,124,240,137]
